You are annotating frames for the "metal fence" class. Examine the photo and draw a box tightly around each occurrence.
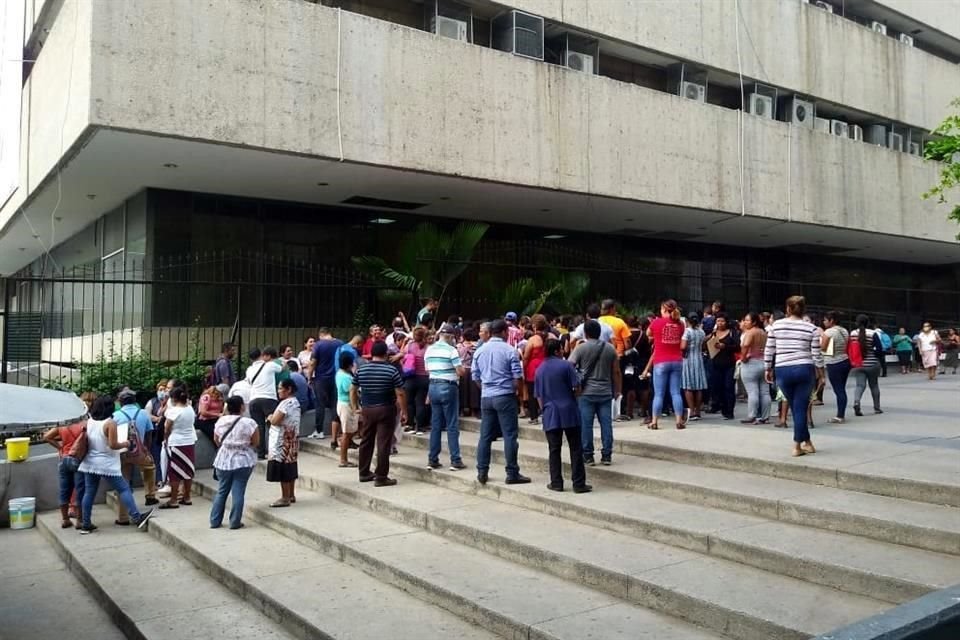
[1,250,958,388]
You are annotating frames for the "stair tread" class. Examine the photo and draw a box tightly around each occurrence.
[290,454,889,637]
[427,429,960,538]
[37,506,295,640]
[141,493,501,640]
[199,469,728,640]
[360,444,960,592]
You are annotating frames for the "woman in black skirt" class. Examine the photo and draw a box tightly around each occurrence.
[266,379,300,507]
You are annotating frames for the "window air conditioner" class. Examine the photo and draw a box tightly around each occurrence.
[830,120,848,137]
[849,124,863,142]
[432,15,469,42]
[813,1,833,13]
[908,142,921,155]
[566,51,594,74]
[814,117,830,133]
[899,33,914,47]
[785,97,814,127]
[887,132,903,152]
[681,81,706,103]
[492,10,544,60]
[867,124,887,145]
[748,93,773,119]
[869,21,887,35]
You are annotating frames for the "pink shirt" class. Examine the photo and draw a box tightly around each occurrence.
[406,341,428,376]
[650,317,684,364]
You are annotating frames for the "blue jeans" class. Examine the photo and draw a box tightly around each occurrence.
[477,394,520,478]
[775,364,815,443]
[209,465,254,529]
[58,456,85,508]
[428,381,461,465]
[826,360,851,419]
[652,361,684,420]
[82,473,141,527]
[578,394,613,460]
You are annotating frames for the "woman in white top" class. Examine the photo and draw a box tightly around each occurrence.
[763,296,824,457]
[821,311,851,424]
[160,386,198,509]
[209,395,260,530]
[78,395,154,533]
[298,336,315,370]
[917,322,941,380]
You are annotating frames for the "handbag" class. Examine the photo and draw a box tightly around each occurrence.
[212,416,243,481]
[67,424,89,462]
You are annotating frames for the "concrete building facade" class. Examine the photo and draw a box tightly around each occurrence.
[1,0,959,365]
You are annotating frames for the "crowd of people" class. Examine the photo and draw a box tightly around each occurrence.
[43,295,957,533]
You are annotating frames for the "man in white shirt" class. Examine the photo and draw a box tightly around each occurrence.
[245,346,283,459]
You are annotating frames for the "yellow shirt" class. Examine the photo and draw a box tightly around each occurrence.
[599,315,631,356]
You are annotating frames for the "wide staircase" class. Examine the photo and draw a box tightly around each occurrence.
[37,417,960,640]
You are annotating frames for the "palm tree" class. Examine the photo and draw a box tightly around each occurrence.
[353,221,489,321]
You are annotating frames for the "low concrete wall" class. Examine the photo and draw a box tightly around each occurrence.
[815,583,960,640]
[0,453,60,527]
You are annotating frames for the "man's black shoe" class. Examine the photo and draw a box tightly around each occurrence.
[573,484,593,494]
[546,483,563,492]
[600,457,611,466]
[427,461,443,470]
[505,474,531,485]
[583,456,596,466]
[374,478,397,487]
[477,472,488,485]
[359,474,375,483]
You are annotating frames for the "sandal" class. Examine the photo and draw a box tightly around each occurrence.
[61,520,73,529]
[290,497,296,504]
[791,448,806,457]
[801,443,817,454]
[269,500,291,508]
[676,422,686,430]
[774,423,788,428]
[339,461,357,468]
[158,502,179,509]
[647,424,659,430]
[178,500,193,506]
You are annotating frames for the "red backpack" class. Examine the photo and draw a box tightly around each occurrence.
[847,337,864,368]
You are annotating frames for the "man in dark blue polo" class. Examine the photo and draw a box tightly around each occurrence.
[471,319,530,485]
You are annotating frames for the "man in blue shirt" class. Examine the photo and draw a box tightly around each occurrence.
[113,387,158,521]
[308,328,343,441]
[471,319,530,486]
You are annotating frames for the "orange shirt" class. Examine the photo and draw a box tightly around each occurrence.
[599,315,632,356]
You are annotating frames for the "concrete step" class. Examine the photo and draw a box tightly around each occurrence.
[0,527,126,640]
[103,492,503,640]
[457,417,959,507]
[301,439,960,605]
[378,429,960,556]
[35,505,296,640]
[204,455,891,640]
[189,469,730,640]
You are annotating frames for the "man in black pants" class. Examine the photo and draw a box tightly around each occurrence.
[245,347,281,459]
[351,342,408,486]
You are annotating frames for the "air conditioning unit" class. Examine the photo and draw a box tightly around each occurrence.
[867,124,887,145]
[748,93,773,119]
[908,141,921,155]
[566,51,594,74]
[432,15,469,42]
[814,116,830,133]
[830,120,848,137]
[869,21,887,35]
[492,10,544,60]
[813,1,833,13]
[681,81,706,103]
[785,97,814,128]
[849,124,863,141]
[887,132,903,152]
[899,33,914,47]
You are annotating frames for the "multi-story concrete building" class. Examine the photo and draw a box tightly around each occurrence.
[1,0,959,369]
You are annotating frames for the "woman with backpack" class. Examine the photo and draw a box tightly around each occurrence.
[849,314,883,416]
[821,311,851,424]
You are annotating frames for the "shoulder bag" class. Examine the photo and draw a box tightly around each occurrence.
[212,416,244,481]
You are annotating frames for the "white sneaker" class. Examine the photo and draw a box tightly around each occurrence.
[307,432,323,440]
[157,485,172,498]
[317,433,328,440]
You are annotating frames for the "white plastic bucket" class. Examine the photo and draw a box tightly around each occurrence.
[9,497,36,530]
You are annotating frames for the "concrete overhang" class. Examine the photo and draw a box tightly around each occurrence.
[1,127,958,276]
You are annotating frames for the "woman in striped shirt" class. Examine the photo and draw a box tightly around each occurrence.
[764,296,824,457]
